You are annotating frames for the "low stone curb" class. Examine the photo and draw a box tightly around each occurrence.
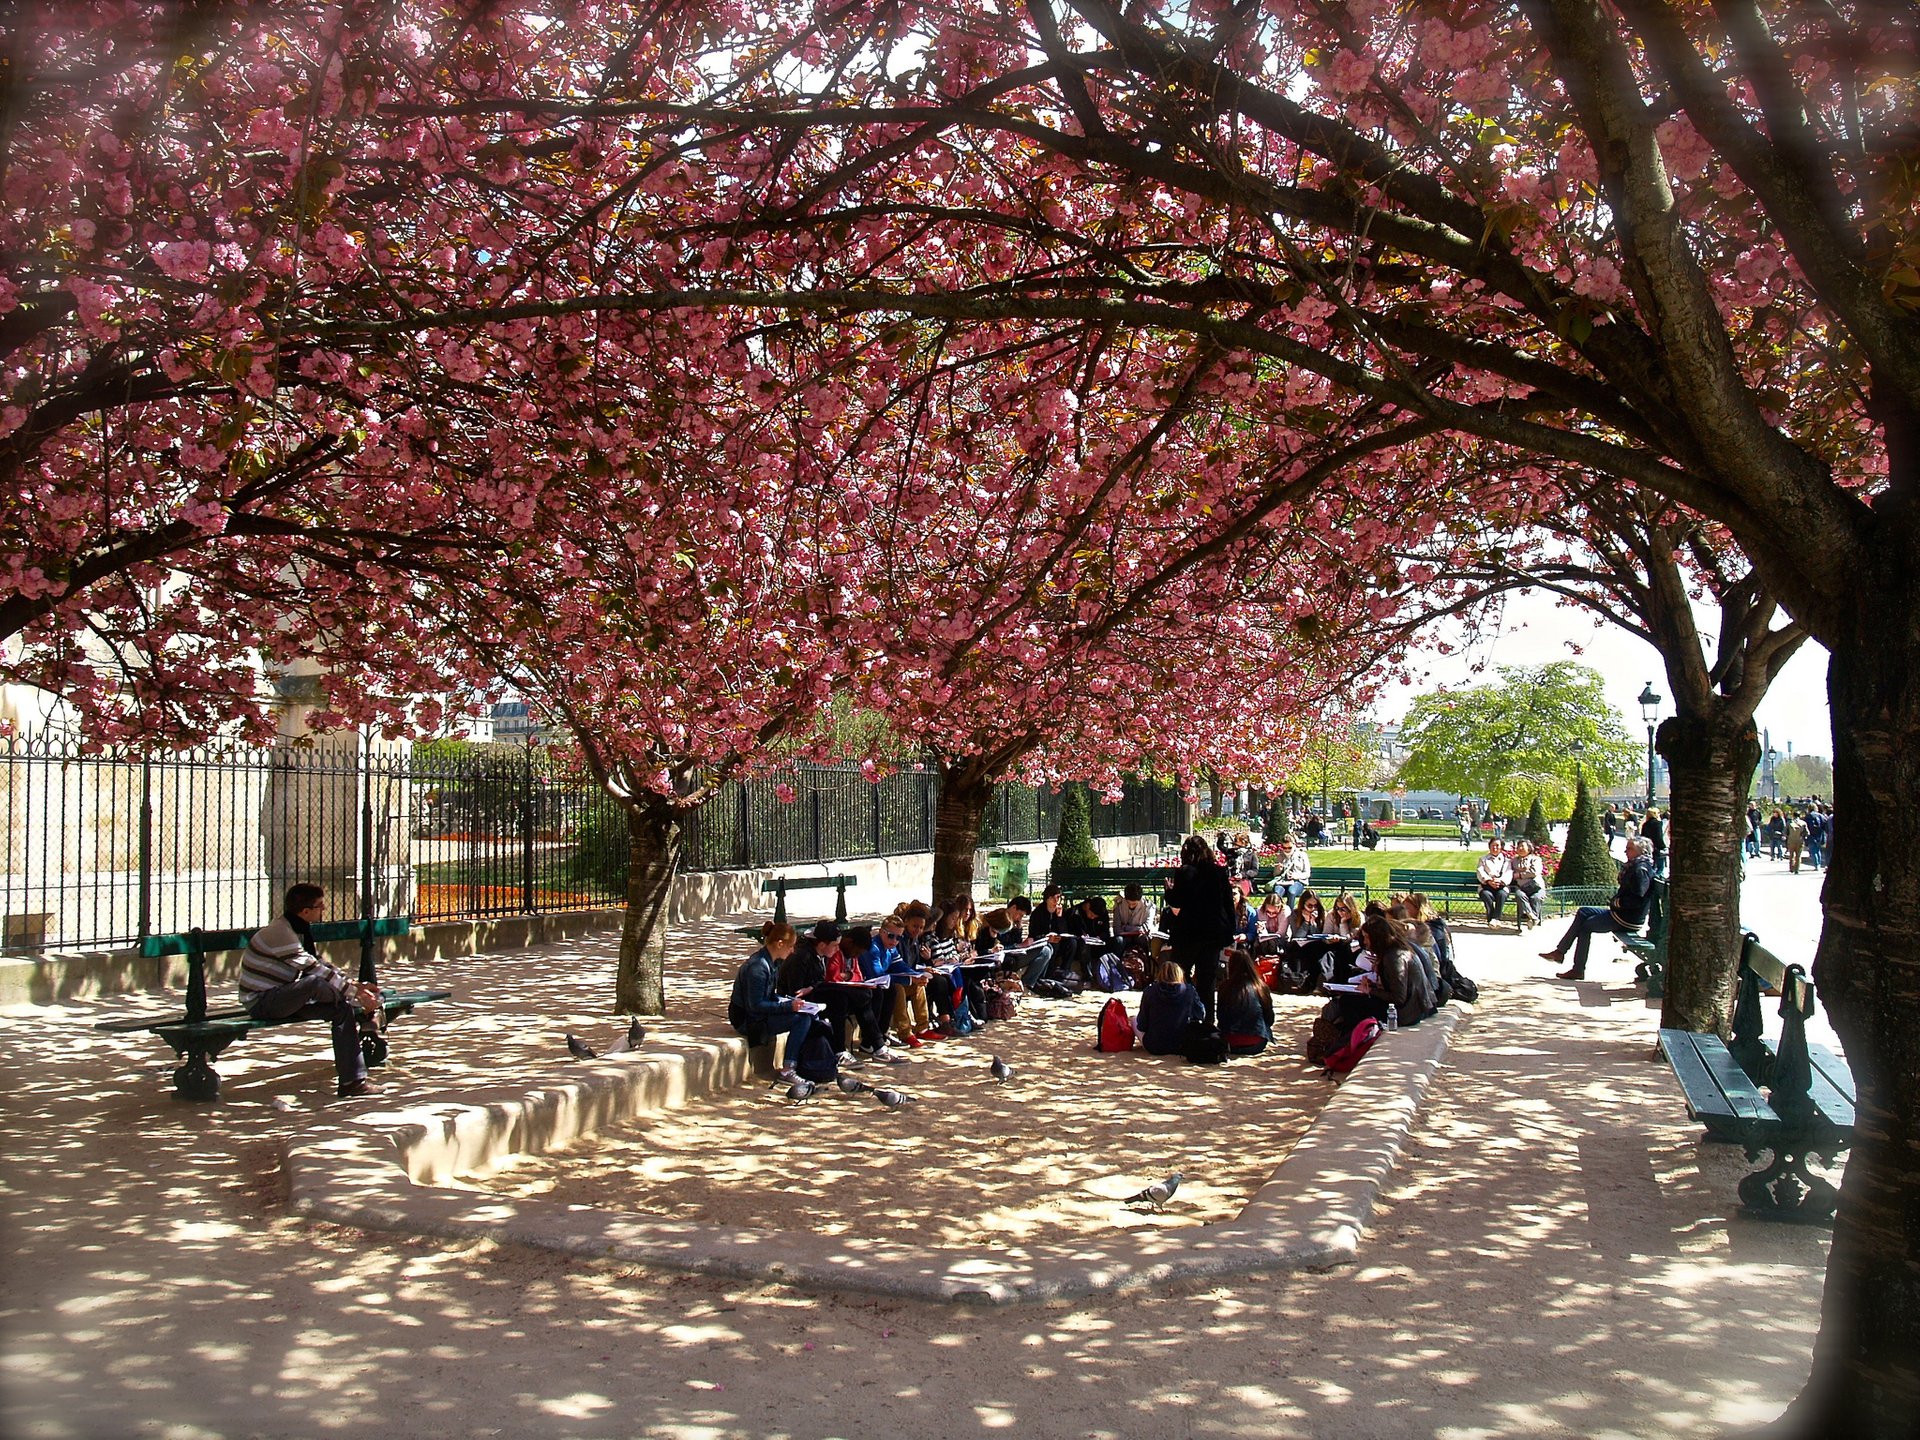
[286,1006,1465,1304]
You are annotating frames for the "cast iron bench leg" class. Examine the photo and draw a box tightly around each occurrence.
[1738,1137,1840,1223]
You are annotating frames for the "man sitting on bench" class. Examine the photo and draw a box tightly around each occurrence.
[1540,838,1655,980]
[238,884,384,1098]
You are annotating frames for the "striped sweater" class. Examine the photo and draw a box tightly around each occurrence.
[238,915,343,1010]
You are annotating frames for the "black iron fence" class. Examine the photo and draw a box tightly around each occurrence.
[0,735,1180,955]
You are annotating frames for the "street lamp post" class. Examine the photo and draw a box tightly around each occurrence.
[1638,682,1662,808]
[1767,746,1779,802]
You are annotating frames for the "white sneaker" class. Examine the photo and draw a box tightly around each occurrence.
[838,1051,863,1069]
[871,1046,907,1065]
[775,1066,799,1083]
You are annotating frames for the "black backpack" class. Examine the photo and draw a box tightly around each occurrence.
[1182,1021,1229,1066]
[793,1019,839,1083]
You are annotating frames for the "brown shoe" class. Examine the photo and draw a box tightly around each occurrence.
[1539,950,1564,963]
[336,1079,373,1099]
[1556,968,1584,982]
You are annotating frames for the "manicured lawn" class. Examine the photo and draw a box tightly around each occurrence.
[1301,847,1476,895]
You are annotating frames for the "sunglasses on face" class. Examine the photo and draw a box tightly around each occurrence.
[881,930,900,940]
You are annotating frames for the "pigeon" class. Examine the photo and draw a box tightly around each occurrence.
[989,1055,1013,1083]
[1125,1173,1183,1211]
[872,1087,916,1110]
[785,1078,817,1103]
[626,1018,647,1048]
[566,1033,596,1060]
[836,1075,871,1096]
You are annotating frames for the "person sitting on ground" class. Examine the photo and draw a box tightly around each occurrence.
[238,883,384,1099]
[1070,894,1117,974]
[1359,914,1435,1024]
[1475,837,1512,924]
[1541,837,1656,980]
[1289,889,1328,941]
[1404,893,1455,975]
[1136,960,1205,1056]
[1271,837,1313,904]
[1216,947,1275,1055]
[1327,892,1365,941]
[1510,840,1544,929]
[1251,890,1291,954]
[728,921,815,1082]
[1112,882,1157,955]
[869,906,937,1048]
[1387,895,1444,1002]
[992,895,1054,989]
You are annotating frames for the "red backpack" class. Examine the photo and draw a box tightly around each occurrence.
[1323,1018,1383,1077]
[1096,996,1137,1052]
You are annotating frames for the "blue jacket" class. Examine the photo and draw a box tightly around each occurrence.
[1137,981,1203,1055]
[728,947,790,1033]
[862,937,903,981]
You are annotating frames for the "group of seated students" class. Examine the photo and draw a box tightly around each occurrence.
[727,886,1156,1079]
[730,861,1468,1080]
[1135,890,1457,1059]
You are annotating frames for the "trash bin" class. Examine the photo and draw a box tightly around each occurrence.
[986,849,1030,900]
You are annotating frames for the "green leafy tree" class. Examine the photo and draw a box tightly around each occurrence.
[1554,777,1618,889]
[1278,708,1379,814]
[1052,783,1101,872]
[1396,665,1640,816]
[1525,795,1552,849]
[1774,755,1834,802]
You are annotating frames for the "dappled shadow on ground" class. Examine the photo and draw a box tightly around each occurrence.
[478,996,1328,1241]
[0,912,1829,1438]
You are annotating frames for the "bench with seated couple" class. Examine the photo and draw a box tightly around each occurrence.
[1658,933,1855,1223]
[96,915,449,1101]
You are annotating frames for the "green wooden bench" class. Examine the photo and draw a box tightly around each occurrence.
[1658,954,1853,1223]
[1305,864,1369,898]
[762,873,856,926]
[95,916,449,1102]
[1049,864,1173,898]
[1618,877,1671,997]
[1387,867,1481,915]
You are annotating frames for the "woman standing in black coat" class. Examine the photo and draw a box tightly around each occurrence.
[1164,834,1237,1025]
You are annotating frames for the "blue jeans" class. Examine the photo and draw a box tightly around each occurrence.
[744,1008,814,1068]
[1553,906,1629,978]
[1273,880,1306,905]
[1003,940,1054,989]
[1807,838,1825,869]
[247,970,368,1090]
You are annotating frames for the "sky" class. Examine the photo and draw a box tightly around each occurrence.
[1380,587,1833,762]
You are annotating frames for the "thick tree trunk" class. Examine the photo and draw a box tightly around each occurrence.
[930,765,993,906]
[1778,638,1920,1435]
[615,793,681,1016]
[1656,709,1759,1034]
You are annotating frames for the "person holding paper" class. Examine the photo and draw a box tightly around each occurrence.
[727,922,816,1082]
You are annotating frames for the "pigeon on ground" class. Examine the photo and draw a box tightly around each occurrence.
[603,1030,632,1056]
[989,1055,1013,1083]
[836,1075,871,1095]
[872,1087,916,1110]
[785,1078,818,1103]
[566,1034,596,1060]
[1125,1173,1183,1211]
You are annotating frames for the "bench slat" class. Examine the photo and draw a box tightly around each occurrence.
[759,875,857,893]
[1660,1029,1772,1126]
[1803,1044,1856,1129]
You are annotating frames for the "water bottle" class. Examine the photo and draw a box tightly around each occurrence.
[1385,1004,1399,1032]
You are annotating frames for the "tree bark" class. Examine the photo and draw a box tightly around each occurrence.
[615,792,681,1016]
[1777,636,1920,1436]
[1655,708,1758,1034]
[930,764,993,906]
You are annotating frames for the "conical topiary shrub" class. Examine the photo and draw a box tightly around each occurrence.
[1526,793,1552,848]
[1053,783,1101,872]
[1554,776,1618,887]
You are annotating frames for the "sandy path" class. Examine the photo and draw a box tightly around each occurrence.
[0,899,1835,1439]
[478,996,1326,1240]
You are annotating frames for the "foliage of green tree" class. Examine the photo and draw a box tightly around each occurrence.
[1525,794,1552,848]
[1396,664,1640,816]
[1554,776,1618,888]
[1773,754,1834,801]
[1278,709,1379,809]
[1053,783,1101,871]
